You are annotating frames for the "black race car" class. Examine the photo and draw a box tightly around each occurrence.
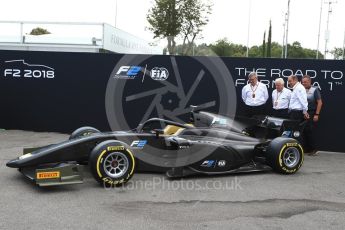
[7,107,305,187]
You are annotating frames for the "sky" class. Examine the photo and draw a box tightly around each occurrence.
[0,0,344,54]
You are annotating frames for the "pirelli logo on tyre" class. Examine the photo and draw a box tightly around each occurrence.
[36,171,60,179]
[286,143,298,147]
[107,146,125,151]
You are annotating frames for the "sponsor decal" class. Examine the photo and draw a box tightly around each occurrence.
[200,160,216,167]
[130,140,147,149]
[282,131,292,137]
[150,67,169,81]
[102,177,124,185]
[286,143,298,147]
[36,171,60,179]
[107,146,125,151]
[201,160,226,168]
[114,65,169,82]
[114,65,146,79]
[217,160,227,167]
[2,59,55,79]
[212,117,228,125]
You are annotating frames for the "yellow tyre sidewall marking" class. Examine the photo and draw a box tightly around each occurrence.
[96,150,107,178]
[297,144,304,169]
[278,143,304,173]
[126,149,135,178]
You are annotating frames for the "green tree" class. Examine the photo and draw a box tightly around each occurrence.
[266,20,272,57]
[174,39,326,59]
[209,38,231,56]
[285,41,323,59]
[195,43,215,56]
[147,0,211,55]
[287,41,305,58]
[180,0,212,55]
[209,38,247,57]
[330,47,344,60]
[262,31,266,57]
[147,0,183,55]
[29,27,51,35]
[248,45,262,57]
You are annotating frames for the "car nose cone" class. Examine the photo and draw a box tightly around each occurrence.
[6,159,19,168]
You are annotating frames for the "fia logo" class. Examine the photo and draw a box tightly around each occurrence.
[150,67,169,81]
[217,160,226,167]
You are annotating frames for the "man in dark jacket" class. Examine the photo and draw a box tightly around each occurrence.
[302,75,323,156]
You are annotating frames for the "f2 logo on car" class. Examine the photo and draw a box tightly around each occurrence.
[130,140,147,149]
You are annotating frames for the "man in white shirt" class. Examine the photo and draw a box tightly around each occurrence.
[242,72,269,117]
[287,75,309,121]
[272,78,291,118]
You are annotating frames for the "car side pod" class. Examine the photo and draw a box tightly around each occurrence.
[20,163,84,187]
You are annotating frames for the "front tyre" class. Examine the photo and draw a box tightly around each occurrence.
[89,140,135,187]
[266,137,304,174]
[69,126,100,140]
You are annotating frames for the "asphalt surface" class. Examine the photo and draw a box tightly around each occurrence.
[1,130,345,230]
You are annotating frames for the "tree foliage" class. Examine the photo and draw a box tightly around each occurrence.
[29,27,51,35]
[209,38,247,57]
[147,0,212,55]
[266,20,272,57]
[147,0,182,55]
[179,0,212,55]
[330,47,344,60]
[262,31,266,57]
[179,40,324,59]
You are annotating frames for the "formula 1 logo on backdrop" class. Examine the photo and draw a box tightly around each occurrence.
[2,59,55,79]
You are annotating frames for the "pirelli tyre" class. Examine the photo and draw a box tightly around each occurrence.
[69,126,100,140]
[89,140,135,187]
[266,137,304,174]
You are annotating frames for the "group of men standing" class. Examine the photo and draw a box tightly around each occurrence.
[241,72,323,155]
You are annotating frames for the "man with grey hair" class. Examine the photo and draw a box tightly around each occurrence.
[242,72,269,117]
[272,78,291,118]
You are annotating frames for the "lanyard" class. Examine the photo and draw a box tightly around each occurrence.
[275,90,282,102]
[250,83,258,98]
[274,90,283,107]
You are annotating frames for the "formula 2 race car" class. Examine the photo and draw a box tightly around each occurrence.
[7,107,305,187]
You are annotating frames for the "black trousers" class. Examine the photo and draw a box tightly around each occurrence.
[244,104,266,118]
[289,110,304,122]
[272,108,289,119]
[304,110,317,151]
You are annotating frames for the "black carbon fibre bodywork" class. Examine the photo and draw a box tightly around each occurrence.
[6,110,305,185]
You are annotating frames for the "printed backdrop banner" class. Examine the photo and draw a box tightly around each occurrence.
[0,50,344,152]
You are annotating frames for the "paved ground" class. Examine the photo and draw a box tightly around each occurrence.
[0,130,345,230]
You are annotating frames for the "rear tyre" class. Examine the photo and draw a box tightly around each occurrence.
[266,137,304,174]
[69,126,100,140]
[89,140,135,187]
